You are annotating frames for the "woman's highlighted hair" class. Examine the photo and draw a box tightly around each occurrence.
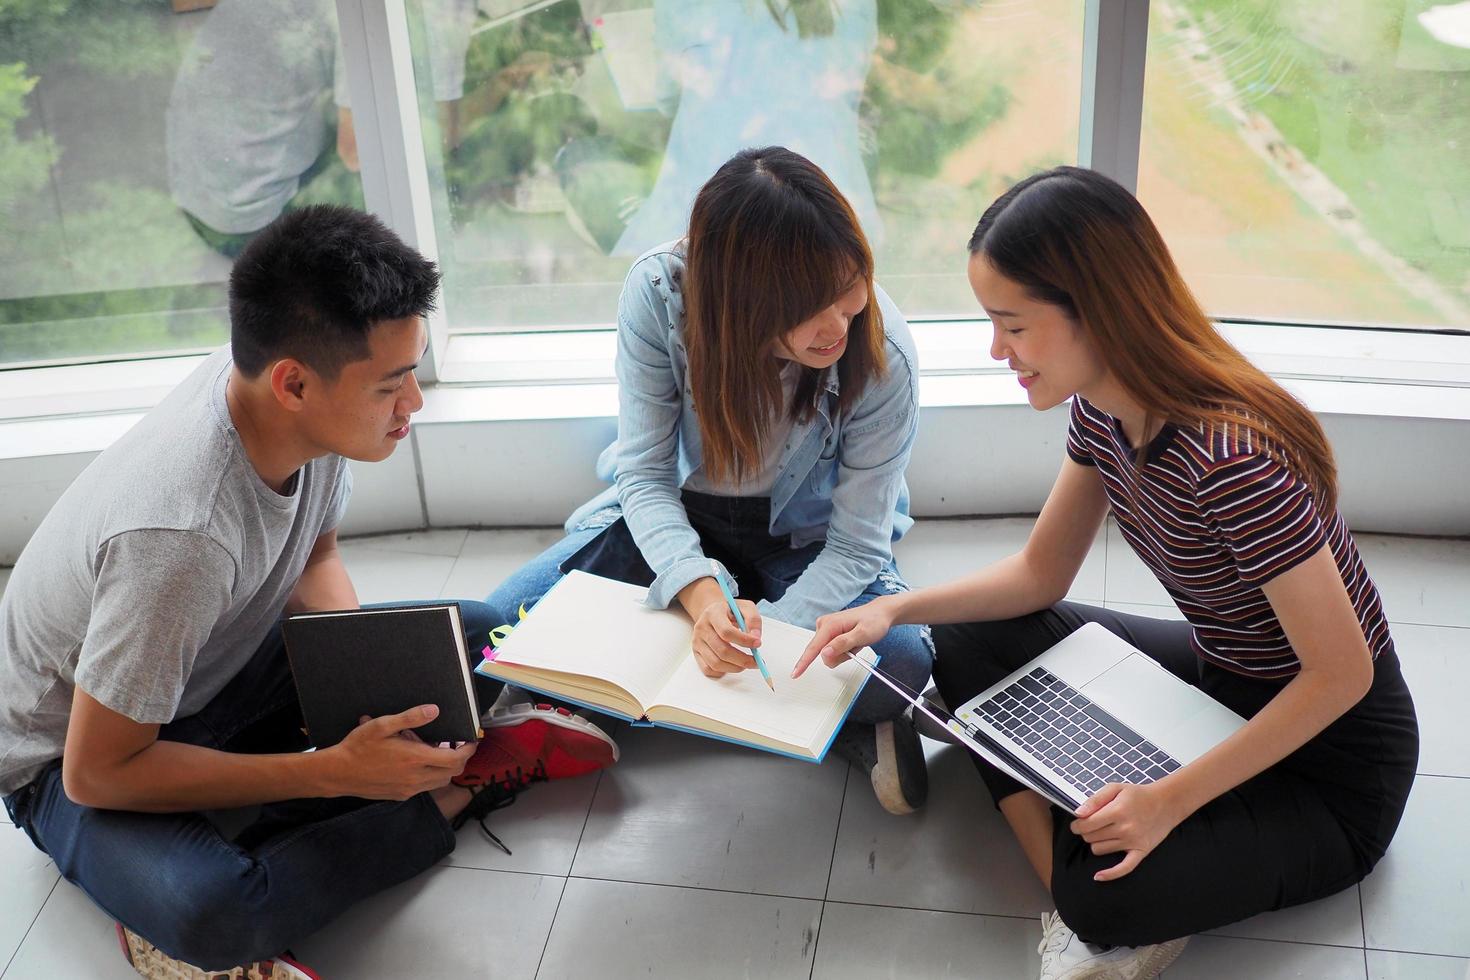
[684,146,886,487]
[970,166,1337,510]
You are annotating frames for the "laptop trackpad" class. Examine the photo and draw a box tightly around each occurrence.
[1082,655,1200,742]
[1082,655,1245,762]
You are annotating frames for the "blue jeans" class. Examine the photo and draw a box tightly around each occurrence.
[485,492,933,724]
[1,599,503,970]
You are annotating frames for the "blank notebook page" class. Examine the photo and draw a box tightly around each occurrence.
[490,572,692,710]
[654,619,869,746]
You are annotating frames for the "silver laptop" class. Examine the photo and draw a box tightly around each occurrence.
[854,622,1246,812]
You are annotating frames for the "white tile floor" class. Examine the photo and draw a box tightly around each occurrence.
[1,519,1467,979]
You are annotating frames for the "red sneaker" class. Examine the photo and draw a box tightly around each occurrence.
[454,702,619,791]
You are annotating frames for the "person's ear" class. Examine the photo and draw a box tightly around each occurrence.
[268,358,313,413]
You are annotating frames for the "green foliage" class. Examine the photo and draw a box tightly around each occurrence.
[71,3,180,79]
[876,0,955,72]
[448,90,598,205]
[1174,0,1470,296]
[0,297,226,362]
[869,71,1009,178]
[461,1,592,87]
[0,181,229,363]
[0,61,54,222]
[1,0,168,66]
[864,0,1010,179]
[0,0,71,66]
[764,0,836,40]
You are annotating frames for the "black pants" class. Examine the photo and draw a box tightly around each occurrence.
[932,602,1419,947]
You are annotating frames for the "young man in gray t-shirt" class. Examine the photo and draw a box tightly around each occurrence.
[0,205,617,978]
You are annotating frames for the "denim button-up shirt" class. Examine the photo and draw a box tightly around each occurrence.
[565,243,919,628]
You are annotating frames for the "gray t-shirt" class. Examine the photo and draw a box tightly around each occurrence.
[0,349,351,795]
[165,0,347,234]
[165,0,472,234]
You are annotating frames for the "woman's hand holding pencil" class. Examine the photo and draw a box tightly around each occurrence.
[676,565,765,680]
[674,561,775,689]
[688,593,764,679]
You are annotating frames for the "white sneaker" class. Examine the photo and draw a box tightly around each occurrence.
[1037,911,1187,980]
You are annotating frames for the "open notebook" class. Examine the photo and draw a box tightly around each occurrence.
[475,571,873,762]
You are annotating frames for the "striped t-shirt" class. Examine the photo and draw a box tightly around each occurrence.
[1066,396,1393,678]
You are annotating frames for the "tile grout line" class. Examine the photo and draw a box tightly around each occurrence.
[1362,946,1470,960]
[1,873,62,980]
[530,878,570,980]
[819,898,1042,927]
[480,871,1429,962]
[444,864,833,906]
[533,763,606,978]
[1359,881,1369,978]
[808,762,853,980]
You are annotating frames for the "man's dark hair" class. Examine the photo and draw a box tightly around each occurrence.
[228,205,441,379]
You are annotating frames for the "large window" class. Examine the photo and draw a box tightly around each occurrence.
[405,0,1085,332]
[1137,0,1470,330]
[3,0,1463,373]
[0,0,364,368]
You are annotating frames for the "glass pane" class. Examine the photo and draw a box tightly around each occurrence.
[1138,0,1470,330]
[0,0,364,369]
[407,0,1084,331]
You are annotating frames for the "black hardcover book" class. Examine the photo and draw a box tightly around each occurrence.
[282,603,482,748]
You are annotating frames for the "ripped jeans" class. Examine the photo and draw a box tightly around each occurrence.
[482,491,933,724]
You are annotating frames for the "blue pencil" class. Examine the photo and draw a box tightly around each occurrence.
[710,560,775,692]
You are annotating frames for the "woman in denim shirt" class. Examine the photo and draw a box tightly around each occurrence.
[486,146,932,813]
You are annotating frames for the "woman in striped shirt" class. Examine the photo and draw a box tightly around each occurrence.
[792,166,1418,980]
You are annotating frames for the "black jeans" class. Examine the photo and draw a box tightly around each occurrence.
[932,602,1419,947]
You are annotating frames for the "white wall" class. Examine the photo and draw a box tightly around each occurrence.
[1,400,1465,568]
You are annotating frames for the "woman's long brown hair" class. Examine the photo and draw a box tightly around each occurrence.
[684,146,886,487]
[969,166,1338,510]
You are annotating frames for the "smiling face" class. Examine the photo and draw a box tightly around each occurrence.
[296,315,428,462]
[776,275,869,370]
[968,252,1107,411]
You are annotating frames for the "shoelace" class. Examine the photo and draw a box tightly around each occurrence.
[1037,911,1070,959]
[500,760,550,790]
[466,788,518,856]
[452,762,551,856]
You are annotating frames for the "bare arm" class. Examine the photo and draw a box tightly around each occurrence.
[61,688,474,813]
[1153,546,1374,815]
[285,529,359,614]
[794,457,1110,674]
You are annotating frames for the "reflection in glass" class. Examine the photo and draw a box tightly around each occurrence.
[409,0,1084,331]
[1138,0,1470,330]
[0,0,364,367]
[167,0,365,258]
[607,0,881,256]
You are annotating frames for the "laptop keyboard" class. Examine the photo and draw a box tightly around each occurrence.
[974,666,1182,797]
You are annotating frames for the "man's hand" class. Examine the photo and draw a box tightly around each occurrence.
[324,705,476,801]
